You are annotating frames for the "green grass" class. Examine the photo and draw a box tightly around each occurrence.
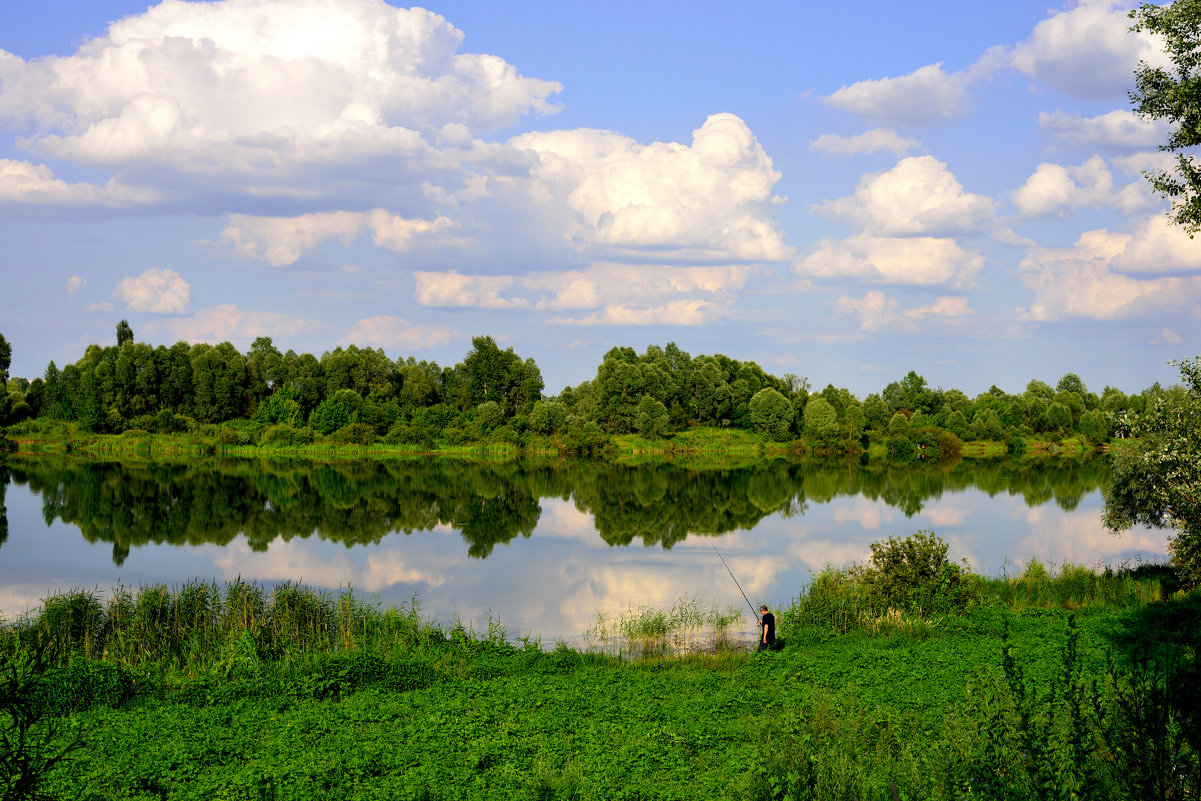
[3,570,1198,800]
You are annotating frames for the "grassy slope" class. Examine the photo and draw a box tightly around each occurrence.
[39,604,1143,801]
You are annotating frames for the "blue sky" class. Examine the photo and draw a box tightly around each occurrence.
[1,0,1197,398]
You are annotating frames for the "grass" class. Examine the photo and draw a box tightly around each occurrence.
[1,566,1198,800]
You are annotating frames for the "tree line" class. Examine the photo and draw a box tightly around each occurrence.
[0,324,1187,454]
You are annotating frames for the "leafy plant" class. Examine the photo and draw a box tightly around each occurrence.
[1,642,84,801]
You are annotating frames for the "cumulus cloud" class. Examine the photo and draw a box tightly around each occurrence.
[414,262,754,325]
[220,209,454,266]
[145,304,323,344]
[1010,0,1171,100]
[413,272,527,309]
[0,158,155,206]
[0,0,560,193]
[1011,155,1147,217]
[1018,228,1201,320]
[809,128,919,157]
[822,50,1004,127]
[65,275,86,299]
[340,315,460,349]
[836,290,974,333]
[816,156,995,235]
[114,268,191,313]
[1112,215,1201,273]
[510,113,791,262]
[797,234,984,287]
[1038,109,1165,152]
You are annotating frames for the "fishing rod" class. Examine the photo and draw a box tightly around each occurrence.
[711,544,760,622]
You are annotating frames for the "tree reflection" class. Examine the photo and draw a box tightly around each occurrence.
[4,455,1110,564]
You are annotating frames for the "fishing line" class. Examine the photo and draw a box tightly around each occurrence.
[711,544,759,622]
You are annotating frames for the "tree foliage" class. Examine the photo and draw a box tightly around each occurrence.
[1104,356,1201,586]
[1129,0,1201,233]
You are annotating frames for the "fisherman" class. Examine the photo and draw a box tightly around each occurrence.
[757,604,776,652]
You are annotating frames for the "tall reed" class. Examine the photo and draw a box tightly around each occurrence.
[1,581,443,673]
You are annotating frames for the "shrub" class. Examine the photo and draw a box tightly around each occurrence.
[259,424,315,447]
[329,422,376,446]
[856,530,974,615]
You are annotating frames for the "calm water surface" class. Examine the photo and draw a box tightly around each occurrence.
[0,455,1169,642]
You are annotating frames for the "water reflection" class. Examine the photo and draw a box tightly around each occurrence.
[3,455,1115,562]
[0,454,1167,641]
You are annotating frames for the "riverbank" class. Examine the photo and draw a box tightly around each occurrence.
[3,563,1196,800]
[4,418,1104,465]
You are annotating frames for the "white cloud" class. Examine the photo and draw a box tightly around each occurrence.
[821,53,1005,127]
[1018,228,1201,320]
[114,268,191,313]
[511,113,791,262]
[0,158,155,206]
[1038,109,1165,151]
[87,302,115,313]
[809,128,919,157]
[221,211,365,266]
[413,272,527,309]
[219,209,454,266]
[1011,155,1147,217]
[1112,215,1201,274]
[145,304,323,343]
[797,234,984,287]
[65,275,86,299]
[0,0,560,190]
[414,262,754,326]
[1155,328,1183,344]
[836,290,974,333]
[1011,0,1171,99]
[552,299,727,327]
[340,315,460,349]
[366,209,455,251]
[817,156,995,235]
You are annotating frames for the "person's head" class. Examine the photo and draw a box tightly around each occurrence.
[760,605,768,613]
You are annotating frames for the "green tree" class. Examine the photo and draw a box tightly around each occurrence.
[1104,356,1201,586]
[116,319,133,347]
[635,395,670,438]
[1129,0,1201,233]
[0,333,9,387]
[748,387,793,441]
[803,397,839,446]
[887,411,911,439]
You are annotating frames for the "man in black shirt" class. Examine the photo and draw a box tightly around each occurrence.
[758,604,775,652]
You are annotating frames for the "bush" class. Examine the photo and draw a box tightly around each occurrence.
[259,424,315,447]
[856,530,975,615]
[329,422,376,446]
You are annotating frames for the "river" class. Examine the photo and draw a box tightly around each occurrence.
[0,454,1169,642]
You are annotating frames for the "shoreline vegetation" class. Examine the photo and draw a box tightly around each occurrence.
[0,327,1168,465]
[4,416,1100,465]
[2,534,1198,800]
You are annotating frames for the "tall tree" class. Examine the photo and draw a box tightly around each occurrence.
[116,319,134,347]
[1104,356,1201,586]
[1129,0,1201,233]
[0,333,10,386]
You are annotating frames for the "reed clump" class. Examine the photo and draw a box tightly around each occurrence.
[1,580,442,673]
[583,595,744,659]
[977,557,1171,611]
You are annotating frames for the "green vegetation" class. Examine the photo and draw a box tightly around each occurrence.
[1,540,1198,800]
[1104,356,1201,588]
[1,324,1191,462]
[1128,0,1201,234]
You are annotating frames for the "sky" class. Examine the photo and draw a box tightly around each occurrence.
[1,0,1198,398]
